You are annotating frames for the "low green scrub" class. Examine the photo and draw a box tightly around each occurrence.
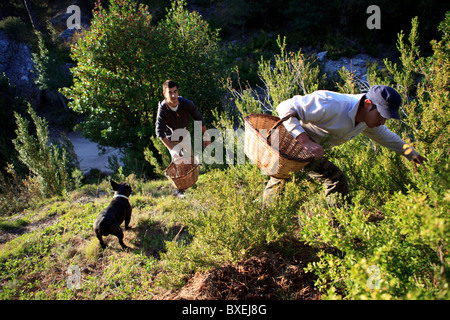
[13,107,77,198]
[297,16,449,299]
[300,153,449,299]
[204,14,449,300]
[1,13,448,300]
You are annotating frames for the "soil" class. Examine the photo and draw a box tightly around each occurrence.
[168,240,321,300]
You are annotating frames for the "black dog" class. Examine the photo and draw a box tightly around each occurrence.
[93,180,132,250]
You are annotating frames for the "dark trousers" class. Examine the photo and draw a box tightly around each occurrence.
[263,157,349,206]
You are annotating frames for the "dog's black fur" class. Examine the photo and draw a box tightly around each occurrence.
[93,180,132,249]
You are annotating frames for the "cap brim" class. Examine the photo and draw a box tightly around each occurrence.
[378,107,400,119]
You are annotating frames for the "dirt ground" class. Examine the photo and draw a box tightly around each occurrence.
[168,240,321,300]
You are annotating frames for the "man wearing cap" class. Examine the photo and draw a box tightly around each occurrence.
[263,85,427,206]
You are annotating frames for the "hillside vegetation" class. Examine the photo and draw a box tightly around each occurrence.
[0,1,449,300]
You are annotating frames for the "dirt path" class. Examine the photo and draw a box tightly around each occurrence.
[51,129,123,174]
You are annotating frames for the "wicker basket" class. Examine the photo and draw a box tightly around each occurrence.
[165,156,199,190]
[244,113,314,179]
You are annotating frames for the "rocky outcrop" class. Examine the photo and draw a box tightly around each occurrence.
[0,29,40,106]
[49,0,92,41]
[317,51,381,84]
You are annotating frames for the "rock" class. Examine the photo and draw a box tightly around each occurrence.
[316,51,327,62]
[49,0,92,41]
[321,53,380,84]
[0,29,40,106]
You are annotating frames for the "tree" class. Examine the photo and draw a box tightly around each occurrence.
[62,0,223,176]
[13,107,77,197]
[158,0,223,120]
[32,31,72,110]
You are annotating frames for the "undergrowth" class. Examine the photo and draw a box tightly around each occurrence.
[0,15,449,300]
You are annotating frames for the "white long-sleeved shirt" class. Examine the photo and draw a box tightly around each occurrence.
[276,90,418,160]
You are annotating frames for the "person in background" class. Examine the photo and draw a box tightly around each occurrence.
[155,80,211,197]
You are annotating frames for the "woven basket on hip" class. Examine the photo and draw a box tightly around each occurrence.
[165,156,199,190]
[244,113,314,179]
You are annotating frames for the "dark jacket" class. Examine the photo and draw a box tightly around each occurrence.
[155,97,205,140]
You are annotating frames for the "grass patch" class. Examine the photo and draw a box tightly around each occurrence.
[0,153,448,300]
[0,218,28,231]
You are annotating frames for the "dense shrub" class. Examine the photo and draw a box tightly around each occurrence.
[185,15,449,300]
[0,16,34,43]
[13,107,78,197]
[158,164,310,288]
[221,35,321,128]
[299,16,449,299]
[62,0,223,176]
[0,74,28,176]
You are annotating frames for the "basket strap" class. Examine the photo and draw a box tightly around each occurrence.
[267,113,299,145]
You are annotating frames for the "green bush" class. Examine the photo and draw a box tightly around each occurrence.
[158,164,308,288]
[62,0,223,176]
[0,16,34,43]
[13,107,78,197]
[222,35,322,128]
[0,74,28,176]
[205,14,449,300]
[298,16,449,300]
[301,152,449,299]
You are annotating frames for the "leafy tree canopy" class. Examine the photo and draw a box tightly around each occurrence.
[62,0,223,176]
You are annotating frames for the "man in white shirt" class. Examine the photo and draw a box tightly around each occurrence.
[264,85,427,206]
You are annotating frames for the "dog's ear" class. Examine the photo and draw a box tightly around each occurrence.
[111,180,119,191]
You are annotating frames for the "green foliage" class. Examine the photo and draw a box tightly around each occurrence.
[158,164,307,287]
[202,14,449,300]
[31,31,72,91]
[336,67,370,94]
[158,0,224,119]
[301,153,449,299]
[328,136,411,206]
[0,163,40,215]
[258,36,321,112]
[299,16,450,300]
[12,107,77,197]
[1,4,449,301]
[384,17,421,106]
[404,14,450,158]
[0,74,28,175]
[222,35,322,128]
[62,0,223,177]
[141,0,225,175]
[0,16,34,43]
[143,136,171,178]
[62,0,166,149]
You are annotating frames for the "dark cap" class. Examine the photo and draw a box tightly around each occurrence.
[366,85,402,119]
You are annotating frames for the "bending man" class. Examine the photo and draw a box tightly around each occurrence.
[264,85,426,206]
